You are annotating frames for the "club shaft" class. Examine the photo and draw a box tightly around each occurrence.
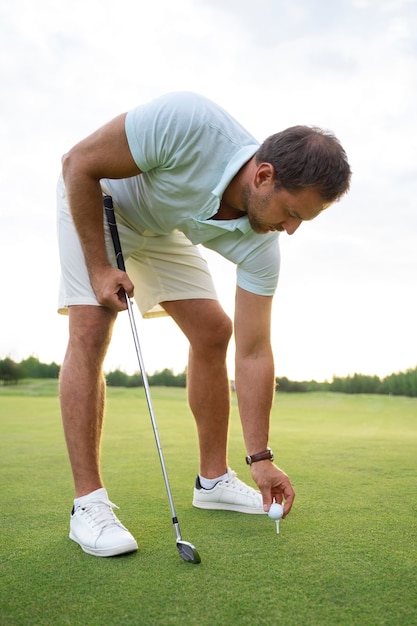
[124,295,179,520]
[104,196,182,541]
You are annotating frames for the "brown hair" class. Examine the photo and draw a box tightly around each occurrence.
[256,126,351,203]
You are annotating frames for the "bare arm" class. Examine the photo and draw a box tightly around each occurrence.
[62,113,142,310]
[234,286,295,516]
[234,287,275,452]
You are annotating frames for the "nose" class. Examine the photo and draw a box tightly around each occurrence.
[283,217,302,235]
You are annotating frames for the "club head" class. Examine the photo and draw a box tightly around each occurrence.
[176,540,201,564]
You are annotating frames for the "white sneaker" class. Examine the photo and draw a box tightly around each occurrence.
[69,488,138,557]
[192,469,265,514]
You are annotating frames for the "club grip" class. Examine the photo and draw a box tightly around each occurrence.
[104,195,126,272]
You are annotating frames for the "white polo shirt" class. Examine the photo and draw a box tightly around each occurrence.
[102,91,280,296]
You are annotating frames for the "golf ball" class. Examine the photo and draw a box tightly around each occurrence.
[268,503,284,520]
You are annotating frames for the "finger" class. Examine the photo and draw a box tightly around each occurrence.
[261,489,273,512]
[107,297,127,313]
[126,284,134,298]
[282,487,295,518]
[121,274,135,298]
[116,286,128,307]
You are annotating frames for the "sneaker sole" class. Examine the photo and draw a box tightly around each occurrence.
[192,500,265,514]
[69,533,138,557]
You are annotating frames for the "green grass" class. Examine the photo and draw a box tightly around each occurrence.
[1,383,416,625]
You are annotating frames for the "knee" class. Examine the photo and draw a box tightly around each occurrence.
[216,313,233,346]
[67,306,116,356]
[192,311,233,355]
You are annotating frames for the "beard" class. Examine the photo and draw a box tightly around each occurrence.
[241,184,283,234]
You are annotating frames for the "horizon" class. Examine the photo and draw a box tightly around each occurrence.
[2,353,416,385]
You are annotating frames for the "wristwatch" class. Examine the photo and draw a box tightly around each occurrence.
[245,448,274,465]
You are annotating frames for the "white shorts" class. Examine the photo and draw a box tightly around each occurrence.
[56,176,218,318]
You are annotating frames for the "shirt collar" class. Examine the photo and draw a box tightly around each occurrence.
[211,144,259,200]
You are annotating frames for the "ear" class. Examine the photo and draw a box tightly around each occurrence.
[254,162,275,189]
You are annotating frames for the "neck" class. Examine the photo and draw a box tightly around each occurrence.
[213,156,255,220]
[213,201,246,220]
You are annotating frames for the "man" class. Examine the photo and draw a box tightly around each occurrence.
[57,91,351,557]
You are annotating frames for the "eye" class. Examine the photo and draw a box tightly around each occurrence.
[287,209,302,220]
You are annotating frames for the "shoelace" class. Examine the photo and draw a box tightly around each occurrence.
[77,499,121,531]
[224,472,260,495]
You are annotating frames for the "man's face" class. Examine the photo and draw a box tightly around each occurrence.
[242,184,327,235]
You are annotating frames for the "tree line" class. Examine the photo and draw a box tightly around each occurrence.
[0,356,185,389]
[276,368,417,397]
[1,356,417,398]
[0,356,60,382]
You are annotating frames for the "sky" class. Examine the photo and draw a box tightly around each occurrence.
[0,0,416,382]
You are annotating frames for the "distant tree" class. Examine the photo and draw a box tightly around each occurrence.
[107,369,133,387]
[148,368,186,387]
[106,367,187,387]
[275,377,308,392]
[382,367,417,398]
[0,357,21,384]
[20,356,60,379]
[126,372,143,387]
[330,373,383,394]
[305,380,329,392]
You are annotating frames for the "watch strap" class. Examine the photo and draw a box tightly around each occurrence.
[245,448,274,465]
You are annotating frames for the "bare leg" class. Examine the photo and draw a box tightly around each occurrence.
[59,305,117,497]
[162,299,233,479]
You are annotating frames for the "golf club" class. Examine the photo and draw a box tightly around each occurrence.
[103,195,201,565]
